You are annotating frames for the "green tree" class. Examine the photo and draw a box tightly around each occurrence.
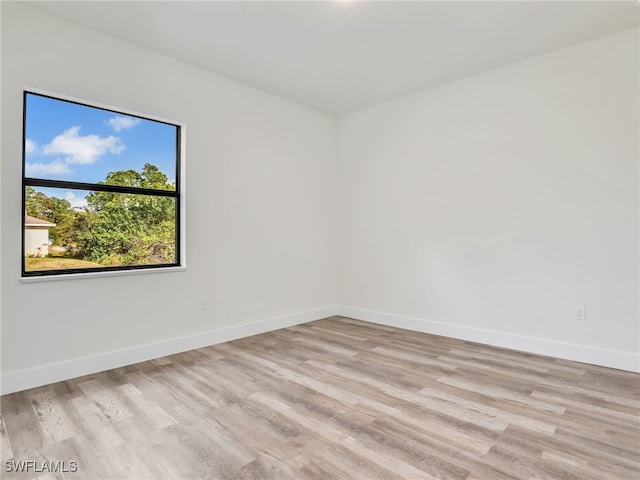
[25,186,48,218]
[74,163,176,266]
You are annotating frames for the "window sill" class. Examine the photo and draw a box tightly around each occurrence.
[21,265,186,283]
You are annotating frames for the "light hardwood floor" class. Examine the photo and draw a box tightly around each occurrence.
[1,316,639,479]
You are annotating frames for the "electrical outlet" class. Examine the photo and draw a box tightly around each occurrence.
[575,306,585,321]
[201,298,209,310]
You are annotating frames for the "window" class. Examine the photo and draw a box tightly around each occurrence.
[22,91,183,278]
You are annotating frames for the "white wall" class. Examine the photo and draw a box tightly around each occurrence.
[1,3,337,392]
[338,28,639,369]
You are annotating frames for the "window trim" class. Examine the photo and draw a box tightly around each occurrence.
[21,88,186,281]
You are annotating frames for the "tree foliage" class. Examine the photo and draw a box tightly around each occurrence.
[26,164,176,267]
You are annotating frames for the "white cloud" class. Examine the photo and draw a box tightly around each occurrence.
[25,160,72,176]
[106,116,141,132]
[43,126,125,165]
[25,138,38,156]
[64,191,88,210]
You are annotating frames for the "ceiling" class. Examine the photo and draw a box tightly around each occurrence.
[21,1,639,116]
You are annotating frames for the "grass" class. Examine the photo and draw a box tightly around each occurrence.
[25,257,102,271]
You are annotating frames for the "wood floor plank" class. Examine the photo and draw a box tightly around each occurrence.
[28,391,79,446]
[1,392,44,458]
[117,383,177,430]
[68,395,125,452]
[1,316,638,479]
[76,379,133,422]
[1,412,15,461]
[437,375,566,414]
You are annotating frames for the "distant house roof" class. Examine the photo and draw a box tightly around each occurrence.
[25,214,56,227]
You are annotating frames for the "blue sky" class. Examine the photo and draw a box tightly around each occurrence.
[25,93,178,208]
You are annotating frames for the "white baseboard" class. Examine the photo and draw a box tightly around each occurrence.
[337,306,640,373]
[0,306,337,395]
[3,304,636,395]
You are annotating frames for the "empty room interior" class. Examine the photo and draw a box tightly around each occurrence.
[1,1,639,479]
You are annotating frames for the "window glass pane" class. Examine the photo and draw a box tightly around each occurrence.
[24,93,177,189]
[22,90,182,277]
[24,187,176,272]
